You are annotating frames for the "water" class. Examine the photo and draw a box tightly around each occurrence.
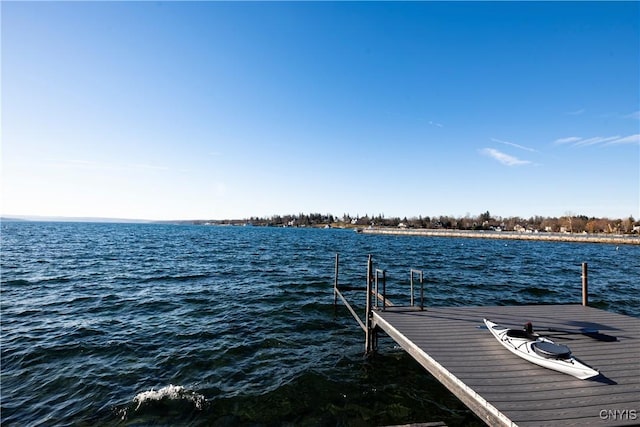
[1,222,638,426]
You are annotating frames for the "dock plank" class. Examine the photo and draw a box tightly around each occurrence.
[373,305,640,426]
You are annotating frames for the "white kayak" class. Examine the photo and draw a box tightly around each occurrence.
[484,318,600,380]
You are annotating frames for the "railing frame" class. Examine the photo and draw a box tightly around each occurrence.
[410,269,425,310]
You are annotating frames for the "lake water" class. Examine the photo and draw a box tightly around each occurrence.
[2,222,638,426]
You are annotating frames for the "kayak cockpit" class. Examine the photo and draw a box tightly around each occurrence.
[532,341,572,359]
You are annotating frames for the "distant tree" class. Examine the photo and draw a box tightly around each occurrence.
[613,219,623,234]
[528,215,545,230]
[356,215,371,226]
[409,215,426,228]
[503,216,522,231]
[624,216,635,233]
[479,211,492,223]
[560,215,579,232]
[439,215,453,229]
[541,217,559,232]
[572,216,587,233]
[267,215,281,226]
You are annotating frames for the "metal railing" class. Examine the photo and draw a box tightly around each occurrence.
[333,253,424,355]
[374,268,386,310]
[333,253,367,332]
[410,269,425,310]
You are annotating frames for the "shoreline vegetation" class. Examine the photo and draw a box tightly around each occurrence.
[196,211,640,245]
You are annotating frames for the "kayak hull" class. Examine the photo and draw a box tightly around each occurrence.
[484,318,600,380]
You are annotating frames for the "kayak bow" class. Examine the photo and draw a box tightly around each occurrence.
[484,318,600,380]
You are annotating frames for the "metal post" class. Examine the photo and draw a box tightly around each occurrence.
[410,271,414,307]
[373,268,382,351]
[582,262,588,306]
[365,255,373,354]
[374,269,385,310]
[410,269,424,310]
[382,270,386,311]
[420,271,424,311]
[334,253,339,313]
[374,269,379,309]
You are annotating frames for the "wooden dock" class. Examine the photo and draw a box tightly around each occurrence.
[373,304,640,426]
[333,255,640,426]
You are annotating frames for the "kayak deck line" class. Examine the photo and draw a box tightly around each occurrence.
[370,305,640,427]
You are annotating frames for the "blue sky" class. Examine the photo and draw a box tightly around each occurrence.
[2,1,639,221]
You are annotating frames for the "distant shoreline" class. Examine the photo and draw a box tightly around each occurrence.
[360,227,640,245]
[3,216,639,246]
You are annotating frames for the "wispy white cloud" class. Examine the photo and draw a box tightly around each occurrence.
[555,136,582,144]
[605,134,640,145]
[566,108,585,115]
[490,138,537,152]
[555,134,639,147]
[428,120,444,128]
[129,163,170,171]
[573,136,621,146]
[597,111,639,120]
[50,159,112,170]
[51,159,170,171]
[481,148,532,166]
[624,111,640,120]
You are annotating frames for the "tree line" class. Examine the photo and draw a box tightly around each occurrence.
[196,211,640,234]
